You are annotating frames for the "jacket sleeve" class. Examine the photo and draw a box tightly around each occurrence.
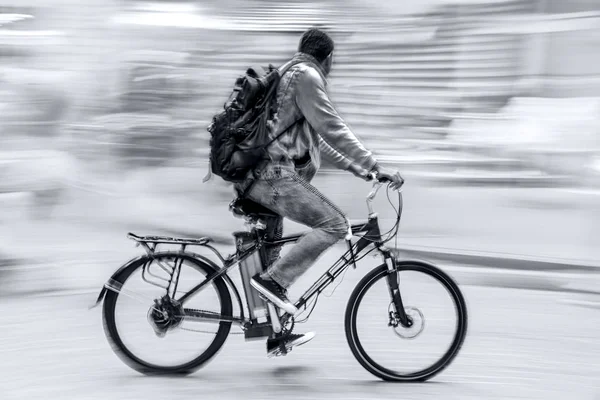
[318,135,371,180]
[295,67,378,172]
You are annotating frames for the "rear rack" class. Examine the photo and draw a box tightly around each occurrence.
[127,232,211,246]
[127,232,229,264]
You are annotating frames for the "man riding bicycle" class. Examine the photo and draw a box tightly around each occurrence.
[236,28,404,356]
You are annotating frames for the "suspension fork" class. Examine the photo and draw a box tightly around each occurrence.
[384,256,412,328]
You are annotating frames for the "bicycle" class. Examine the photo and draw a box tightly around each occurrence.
[91,175,468,382]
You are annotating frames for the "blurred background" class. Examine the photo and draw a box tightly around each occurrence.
[1,0,599,398]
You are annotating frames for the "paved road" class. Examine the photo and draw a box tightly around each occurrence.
[1,266,599,400]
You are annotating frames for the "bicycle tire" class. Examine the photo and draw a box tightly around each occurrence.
[102,252,233,375]
[345,260,468,382]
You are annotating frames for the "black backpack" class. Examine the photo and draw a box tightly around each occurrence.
[204,60,303,183]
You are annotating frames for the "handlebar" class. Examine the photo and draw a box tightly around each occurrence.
[365,172,403,217]
[367,180,385,201]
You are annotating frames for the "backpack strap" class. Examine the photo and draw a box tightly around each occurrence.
[262,59,314,148]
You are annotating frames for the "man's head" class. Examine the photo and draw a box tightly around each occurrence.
[298,28,335,76]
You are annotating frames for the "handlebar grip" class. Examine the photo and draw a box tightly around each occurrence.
[367,171,403,187]
[368,171,391,183]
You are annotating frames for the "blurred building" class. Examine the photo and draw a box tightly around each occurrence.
[0,0,598,180]
[537,0,600,97]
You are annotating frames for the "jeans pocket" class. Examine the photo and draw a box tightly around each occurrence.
[295,161,317,182]
[258,164,283,180]
[246,178,279,207]
[250,168,285,206]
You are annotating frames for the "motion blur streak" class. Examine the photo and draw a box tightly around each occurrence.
[0,0,599,399]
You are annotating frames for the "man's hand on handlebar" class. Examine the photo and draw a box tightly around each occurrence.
[347,162,404,190]
[373,165,404,191]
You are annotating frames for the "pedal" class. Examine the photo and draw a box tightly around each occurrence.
[267,343,293,358]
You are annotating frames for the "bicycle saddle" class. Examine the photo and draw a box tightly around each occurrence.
[230,198,279,218]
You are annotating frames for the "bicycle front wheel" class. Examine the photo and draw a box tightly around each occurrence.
[345,261,468,382]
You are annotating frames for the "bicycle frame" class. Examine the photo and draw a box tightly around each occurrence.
[179,181,408,328]
[92,180,410,330]
[180,213,387,313]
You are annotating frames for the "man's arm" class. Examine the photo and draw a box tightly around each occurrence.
[318,135,370,180]
[295,67,378,173]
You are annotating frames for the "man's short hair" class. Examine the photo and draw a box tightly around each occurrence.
[298,28,334,63]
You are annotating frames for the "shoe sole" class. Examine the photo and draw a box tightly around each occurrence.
[288,331,316,348]
[251,278,298,315]
[267,332,316,358]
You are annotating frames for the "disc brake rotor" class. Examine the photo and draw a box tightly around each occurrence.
[389,304,425,339]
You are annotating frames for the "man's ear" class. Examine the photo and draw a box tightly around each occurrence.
[322,52,333,74]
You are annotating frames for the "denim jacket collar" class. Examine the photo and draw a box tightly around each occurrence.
[290,52,328,86]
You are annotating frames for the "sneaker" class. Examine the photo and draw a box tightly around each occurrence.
[251,274,298,315]
[267,332,316,358]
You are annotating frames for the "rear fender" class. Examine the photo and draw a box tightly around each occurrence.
[88,252,245,321]
[89,286,108,310]
[88,254,149,310]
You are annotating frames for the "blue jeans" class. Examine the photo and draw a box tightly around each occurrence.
[244,162,349,289]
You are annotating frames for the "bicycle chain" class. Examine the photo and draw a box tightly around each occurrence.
[179,326,245,335]
[177,309,293,337]
[179,308,245,335]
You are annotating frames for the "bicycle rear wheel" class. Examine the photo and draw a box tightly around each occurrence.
[102,252,233,375]
[345,261,468,382]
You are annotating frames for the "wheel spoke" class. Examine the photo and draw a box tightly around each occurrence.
[105,278,159,308]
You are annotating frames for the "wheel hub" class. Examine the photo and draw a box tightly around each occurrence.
[147,296,184,337]
[388,305,425,339]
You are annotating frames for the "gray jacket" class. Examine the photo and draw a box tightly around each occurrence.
[266,52,378,175]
